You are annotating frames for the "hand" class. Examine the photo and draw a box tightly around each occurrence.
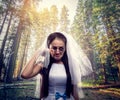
[40,48,49,57]
[35,49,49,64]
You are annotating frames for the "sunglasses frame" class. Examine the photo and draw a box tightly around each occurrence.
[50,46,65,52]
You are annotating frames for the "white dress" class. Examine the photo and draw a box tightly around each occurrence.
[43,63,74,100]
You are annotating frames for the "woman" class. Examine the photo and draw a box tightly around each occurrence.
[21,32,93,100]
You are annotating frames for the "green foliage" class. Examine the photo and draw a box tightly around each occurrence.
[71,0,120,83]
[71,0,93,57]
[92,0,120,69]
[60,5,70,33]
[1,0,120,84]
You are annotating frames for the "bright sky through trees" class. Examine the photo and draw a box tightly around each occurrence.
[37,0,78,24]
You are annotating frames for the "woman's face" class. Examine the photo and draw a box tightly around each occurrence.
[49,38,65,62]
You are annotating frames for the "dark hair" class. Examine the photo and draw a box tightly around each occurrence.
[42,32,73,98]
[47,32,67,48]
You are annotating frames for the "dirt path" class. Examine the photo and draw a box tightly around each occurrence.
[82,89,120,100]
[0,81,120,100]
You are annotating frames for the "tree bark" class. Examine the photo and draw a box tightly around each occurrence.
[0,11,13,80]
[5,21,22,83]
[103,16,120,80]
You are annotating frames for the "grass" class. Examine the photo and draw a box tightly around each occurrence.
[0,80,38,100]
[0,80,120,100]
[78,81,99,87]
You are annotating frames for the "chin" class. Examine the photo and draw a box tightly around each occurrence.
[55,58,61,61]
[54,57,61,61]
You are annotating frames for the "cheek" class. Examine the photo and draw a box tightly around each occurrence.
[50,49,54,55]
[61,52,65,56]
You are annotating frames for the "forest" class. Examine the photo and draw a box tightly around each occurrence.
[0,0,120,100]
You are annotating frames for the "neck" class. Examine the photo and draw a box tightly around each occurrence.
[54,60,63,64]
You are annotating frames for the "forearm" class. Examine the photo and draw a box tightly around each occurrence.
[21,50,43,79]
[21,62,43,79]
[72,85,80,100]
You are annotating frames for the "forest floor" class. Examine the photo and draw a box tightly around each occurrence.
[0,80,120,100]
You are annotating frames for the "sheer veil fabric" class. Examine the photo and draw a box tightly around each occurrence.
[34,33,93,98]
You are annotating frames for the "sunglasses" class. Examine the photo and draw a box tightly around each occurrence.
[50,46,65,52]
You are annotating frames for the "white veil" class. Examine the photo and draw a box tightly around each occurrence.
[34,32,93,98]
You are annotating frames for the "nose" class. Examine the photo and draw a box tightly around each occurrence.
[56,48,60,53]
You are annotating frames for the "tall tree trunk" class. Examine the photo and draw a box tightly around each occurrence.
[0,0,12,35]
[17,33,29,80]
[0,12,13,80]
[0,10,9,35]
[4,0,32,82]
[104,17,120,80]
[102,64,108,84]
[5,21,22,83]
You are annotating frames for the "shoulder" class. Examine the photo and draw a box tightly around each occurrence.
[40,67,48,75]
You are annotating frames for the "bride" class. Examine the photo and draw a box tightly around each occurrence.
[21,32,93,100]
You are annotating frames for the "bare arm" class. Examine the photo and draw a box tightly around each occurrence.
[21,50,45,79]
[72,85,80,100]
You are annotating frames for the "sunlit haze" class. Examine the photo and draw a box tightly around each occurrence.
[37,0,78,24]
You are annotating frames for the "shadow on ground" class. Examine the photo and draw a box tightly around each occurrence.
[0,80,120,100]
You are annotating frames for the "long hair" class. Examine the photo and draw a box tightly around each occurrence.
[42,32,73,98]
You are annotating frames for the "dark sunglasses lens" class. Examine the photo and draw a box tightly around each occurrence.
[59,47,64,51]
[52,46,57,50]
[52,46,64,51]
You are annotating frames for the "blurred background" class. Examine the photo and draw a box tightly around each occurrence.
[0,0,120,100]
